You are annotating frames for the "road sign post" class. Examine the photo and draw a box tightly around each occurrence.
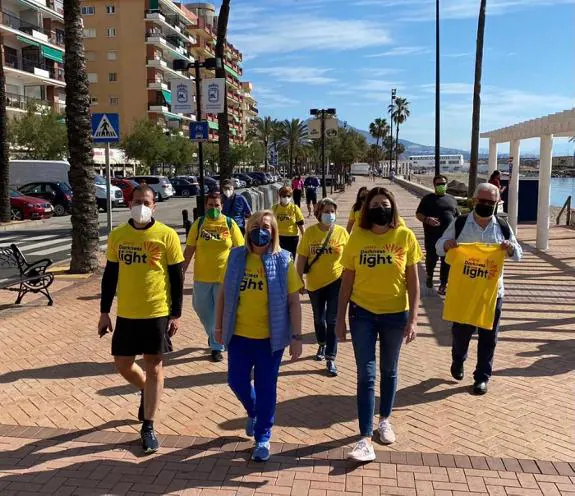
[91,113,120,234]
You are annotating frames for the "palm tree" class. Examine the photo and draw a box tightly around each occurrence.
[215,0,231,180]
[468,0,487,196]
[248,116,274,171]
[64,0,99,272]
[390,97,410,169]
[368,118,389,169]
[0,38,10,222]
[280,119,308,177]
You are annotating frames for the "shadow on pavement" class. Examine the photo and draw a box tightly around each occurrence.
[496,339,575,377]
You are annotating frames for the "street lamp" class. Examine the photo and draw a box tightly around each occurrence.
[310,107,336,198]
[435,0,441,176]
[389,88,396,175]
[174,57,223,216]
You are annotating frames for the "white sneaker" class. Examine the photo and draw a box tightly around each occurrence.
[347,439,376,462]
[379,419,396,445]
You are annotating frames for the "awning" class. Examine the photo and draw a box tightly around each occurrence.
[161,89,172,104]
[208,120,219,130]
[41,45,63,63]
[224,64,239,80]
[17,35,40,47]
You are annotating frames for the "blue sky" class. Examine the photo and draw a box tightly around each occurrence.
[222,0,575,154]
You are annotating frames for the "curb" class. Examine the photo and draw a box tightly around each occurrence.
[0,219,49,232]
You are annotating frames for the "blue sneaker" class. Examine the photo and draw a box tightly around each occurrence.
[245,417,256,437]
[251,441,270,462]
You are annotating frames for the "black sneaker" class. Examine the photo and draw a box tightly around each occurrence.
[315,345,326,361]
[211,350,224,362]
[138,391,144,422]
[326,360,338,377]
[425,276,433,289]
[450,362,464,381]
[141,428,160,454]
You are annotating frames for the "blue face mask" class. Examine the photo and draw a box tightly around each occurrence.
[321,212,336,225]
[249,228,271,247]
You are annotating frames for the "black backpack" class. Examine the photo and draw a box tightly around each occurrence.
[454,214,511,240]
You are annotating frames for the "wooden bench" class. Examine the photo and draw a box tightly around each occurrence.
[0,244,54,306]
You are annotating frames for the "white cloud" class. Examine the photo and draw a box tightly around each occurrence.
[366,46,431,57]
[250,67,336,85]
[253,86,300,108]
[420,82,475,95]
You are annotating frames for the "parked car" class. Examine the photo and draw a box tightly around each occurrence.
[247,172,269,185]
[234,173,255,187]
[170,177,200,197]
[212,175,243,189]
[9,188,54,221]
[203,176,219,192]
[111,178,139,204]
[18,181,72,217]
[130,175,174,201]
[94,175,124,211]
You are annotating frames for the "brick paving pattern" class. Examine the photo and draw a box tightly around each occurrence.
[0,178,573,494]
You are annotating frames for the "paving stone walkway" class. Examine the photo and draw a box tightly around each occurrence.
[0,177,573,495]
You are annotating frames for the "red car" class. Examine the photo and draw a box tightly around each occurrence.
[111,178,139,205]
[10,189,54,220]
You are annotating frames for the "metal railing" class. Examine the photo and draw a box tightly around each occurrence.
[556,195,572,226]
[0,9,64,47]
[6,91,65,113]
[4,52,65,81]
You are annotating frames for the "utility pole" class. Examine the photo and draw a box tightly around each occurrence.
[389,88,396,174]
[194,60,205,216]
[310,108,336,199]
[435,0,441,176]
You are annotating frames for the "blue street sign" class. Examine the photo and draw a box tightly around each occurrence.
[91,113,120,143]
[189,121,209,142]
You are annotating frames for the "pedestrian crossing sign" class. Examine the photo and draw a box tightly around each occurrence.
[91,113,120,143]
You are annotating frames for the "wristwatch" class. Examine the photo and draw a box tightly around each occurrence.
[291,334,302,341]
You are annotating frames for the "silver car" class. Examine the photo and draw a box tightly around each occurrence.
[130,175,175,201]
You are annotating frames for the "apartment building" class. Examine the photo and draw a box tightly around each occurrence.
[80,0,257,143]
[1,0,66,118]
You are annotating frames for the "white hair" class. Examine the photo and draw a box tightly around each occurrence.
[474,182,500,201]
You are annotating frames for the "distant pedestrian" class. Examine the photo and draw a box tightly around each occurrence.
[272,186,305,259]
[222,179,252,235]
[291,174,304,207]
[416,175,459,295]
[215,211,303,462]
[436,183,522,395]
[98,185,184,454]
[304,174,321,217]
[488,170,507,194]
[346,186,368,233]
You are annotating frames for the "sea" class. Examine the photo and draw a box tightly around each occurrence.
[550,178,575,207]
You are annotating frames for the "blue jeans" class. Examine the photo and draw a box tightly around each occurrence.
[349,303,408,437]
[452,297,503,383]
[227,336,284,443]
[308,278,340,360]
[192,281,224,352]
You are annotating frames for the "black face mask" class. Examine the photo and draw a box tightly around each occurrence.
[368,206,393,226]
[474,203,495,218]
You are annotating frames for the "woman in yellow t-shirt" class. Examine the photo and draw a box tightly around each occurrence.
[215,211,303,463]
[336,186,422,463]
[296,198,349,376]
[346,186,368,233]
[182,191,244,362]
[272,186,305,259]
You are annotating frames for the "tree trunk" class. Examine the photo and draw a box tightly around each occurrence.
[395,124,400,171]
[0,39,10,222]
[64,0,99,273]
[469,0,487,197]
[215,0,231,180]
[264,138,268,172]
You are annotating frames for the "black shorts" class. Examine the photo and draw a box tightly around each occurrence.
[112,316,173,357]
[306,189,318,205]
[279,235,299,260]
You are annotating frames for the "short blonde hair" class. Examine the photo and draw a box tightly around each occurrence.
[245,210,281,254]
[315,197,338,221]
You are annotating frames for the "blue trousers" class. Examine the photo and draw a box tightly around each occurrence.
[349,303,407,437]
[452,297,503,383]
[227,336,284,443]
[308,278,340,360]
[192,281,224,352]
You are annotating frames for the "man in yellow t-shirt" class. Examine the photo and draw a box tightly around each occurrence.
[182,191,244,362]
[273,186,305,259]
[98,185,184,455]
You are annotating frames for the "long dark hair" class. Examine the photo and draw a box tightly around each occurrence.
[489,170,501,181]
[352,186,369,212]
[359,187,400,230]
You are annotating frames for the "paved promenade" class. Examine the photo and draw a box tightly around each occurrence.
[0,178,573,495]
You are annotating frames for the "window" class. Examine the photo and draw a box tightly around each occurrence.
[106,51,117,61]
[87,73,98,83]
[90,96,98,105]
[108,72,117,82]
[109,96,119,105]
[81,6,95,14]
[106,27,116,37]
[106,5,115,14]
[85,51,96,61]
[83,28,96,38]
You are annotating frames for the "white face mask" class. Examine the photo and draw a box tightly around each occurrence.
[280,196,291,206]
[130,204,153,224]
[223,189,233,198]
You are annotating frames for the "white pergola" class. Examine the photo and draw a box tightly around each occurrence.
[481,108,575,251]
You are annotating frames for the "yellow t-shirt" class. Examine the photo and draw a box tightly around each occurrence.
[233,253,303,339]
[107,220,184,319]
[348,209,406,231]
[186,215,244,283]
[273,203,304,237]
[443,243,505,329]
[297,224,350,292]
[341,226,422,314]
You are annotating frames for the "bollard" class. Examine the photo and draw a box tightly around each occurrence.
[182,209,192,237]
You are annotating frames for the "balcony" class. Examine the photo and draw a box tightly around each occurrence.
[145,9,195,45]
[148,103,195,122]
[147,78,169,91]
[146,57,191,80]
[6,91,65,114]
[145,33,194,63]
[1,9,65,48]
[4,52,65,85]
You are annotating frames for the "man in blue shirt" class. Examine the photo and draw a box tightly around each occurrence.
[221,179,251,234]
[436,182,522,396]
[303,174,321,218]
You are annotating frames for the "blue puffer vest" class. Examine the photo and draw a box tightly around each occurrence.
[222,246,292,353]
